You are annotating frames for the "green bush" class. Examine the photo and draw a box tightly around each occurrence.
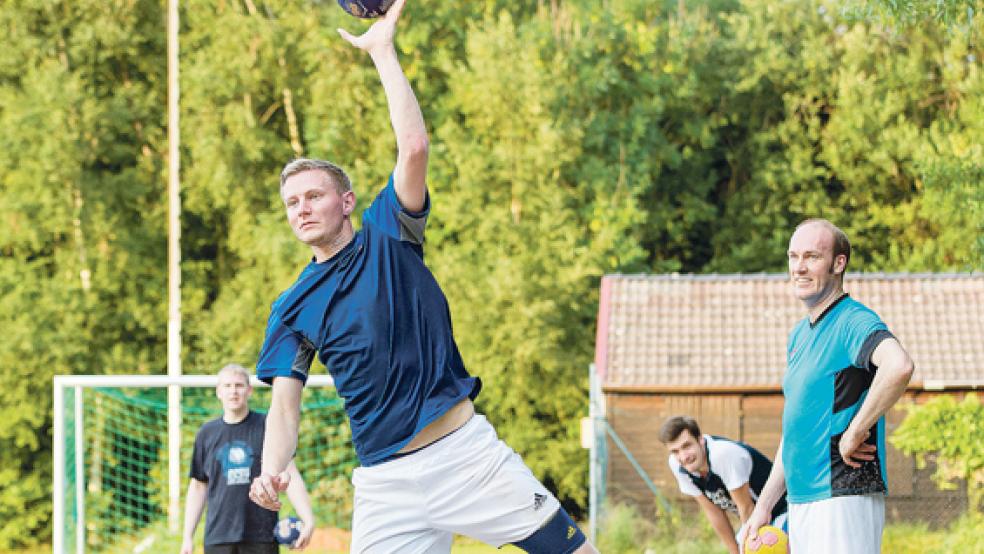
[596,503,650,553]
[596,501,726,554]
[890,394,984,513]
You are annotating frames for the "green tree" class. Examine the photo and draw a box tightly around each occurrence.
[0,0,166,546]
[428,8,635,509]
[705,0,982,272]
[2,0,982,546]
[842,0,982,26]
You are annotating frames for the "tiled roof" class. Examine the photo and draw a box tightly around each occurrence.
[594,273,984,389]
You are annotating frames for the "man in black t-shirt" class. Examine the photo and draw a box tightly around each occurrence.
[180,364,315,554]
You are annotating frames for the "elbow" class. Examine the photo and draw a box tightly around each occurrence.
[887,357,914,388]
[400,132,429,160]
[900,358,915,385]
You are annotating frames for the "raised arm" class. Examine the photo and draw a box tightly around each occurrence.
[839,338,915,467]
[250,377,303,511]
[339,0,429,212]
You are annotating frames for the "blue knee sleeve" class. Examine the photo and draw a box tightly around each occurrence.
[512,507,586,554]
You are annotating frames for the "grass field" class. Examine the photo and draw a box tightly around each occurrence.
[0,529,519,554]
[4,511,981,553]
[0,545,506,554]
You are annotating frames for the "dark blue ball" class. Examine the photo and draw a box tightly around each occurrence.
[337,0,396,18]
[273,516,302,545]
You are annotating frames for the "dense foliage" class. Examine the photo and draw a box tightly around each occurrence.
[890,394,984,512]
[1,0,981,546]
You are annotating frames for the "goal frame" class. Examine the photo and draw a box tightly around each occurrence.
[52,374,334,554]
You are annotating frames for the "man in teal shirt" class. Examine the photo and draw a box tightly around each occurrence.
[746,219,914,553]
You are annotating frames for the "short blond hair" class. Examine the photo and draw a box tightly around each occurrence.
[217,363,251,385]
[280,158,352,194]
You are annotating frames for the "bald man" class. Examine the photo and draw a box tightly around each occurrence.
[745,219,914,554]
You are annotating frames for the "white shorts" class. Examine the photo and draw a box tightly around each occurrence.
[788,494,885,554]
[350,414,562,554]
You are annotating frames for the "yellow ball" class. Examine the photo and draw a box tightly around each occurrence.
[744,525,788,554]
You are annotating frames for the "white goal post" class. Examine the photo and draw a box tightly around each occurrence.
[52,374,335,554]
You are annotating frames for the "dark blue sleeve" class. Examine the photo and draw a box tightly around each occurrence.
[856,329,895,372]
[845,309,890,373]
[362,173,430,248]
[189,427,208,482]
[256,308,315,386]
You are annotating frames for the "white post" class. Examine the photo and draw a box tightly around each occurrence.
[168,385,181,533]
[588,364,597,544]
[51,375,335,553]
[54,375,333,388]
[166,0,182,533]
[53,379,65,554]
[75,387,85,554]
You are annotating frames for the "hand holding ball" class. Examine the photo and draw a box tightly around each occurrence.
[744,525,788,553]
[274,516,303,545]
[337,0,396,18]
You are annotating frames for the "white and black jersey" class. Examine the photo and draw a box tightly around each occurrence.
[669,434,787,520]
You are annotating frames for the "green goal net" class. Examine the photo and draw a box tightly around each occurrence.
[55,376,356,553]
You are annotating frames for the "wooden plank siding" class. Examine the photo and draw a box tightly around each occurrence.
[603,390,967,525]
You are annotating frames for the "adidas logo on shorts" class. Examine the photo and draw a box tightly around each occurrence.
[533,492,547,511]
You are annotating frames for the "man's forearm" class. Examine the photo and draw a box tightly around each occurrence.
[285,462,316,525]
[737,501,754,525]
[696,496,739,554]
[846,364,913,439]
[370,47,427,155]
[182,480,207,542]
[370,46,428,211]
[847,338,915,439]
[756,444,787,514]
[757,474,786,515]
[729,483,756,525]
[261,378,302,475]
[339,0,427,210]
[705,507,739,554]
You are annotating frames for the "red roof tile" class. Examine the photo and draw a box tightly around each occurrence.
[594,273,984,389]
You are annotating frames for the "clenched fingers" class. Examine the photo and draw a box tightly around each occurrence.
[249,473,283,511]
[841,441,877,468]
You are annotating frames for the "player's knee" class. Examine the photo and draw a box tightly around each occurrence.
[512,507,587,554]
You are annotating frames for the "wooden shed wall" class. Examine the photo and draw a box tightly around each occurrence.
[603,390,969,525]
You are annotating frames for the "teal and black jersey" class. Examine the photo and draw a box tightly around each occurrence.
[782,294,894,504]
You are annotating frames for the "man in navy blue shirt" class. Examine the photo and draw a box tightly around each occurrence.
[247,2,596,553]
[181,364,314,554]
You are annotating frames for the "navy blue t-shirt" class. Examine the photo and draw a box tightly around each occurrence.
[190,411,277,546]
[257,175,481,466]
